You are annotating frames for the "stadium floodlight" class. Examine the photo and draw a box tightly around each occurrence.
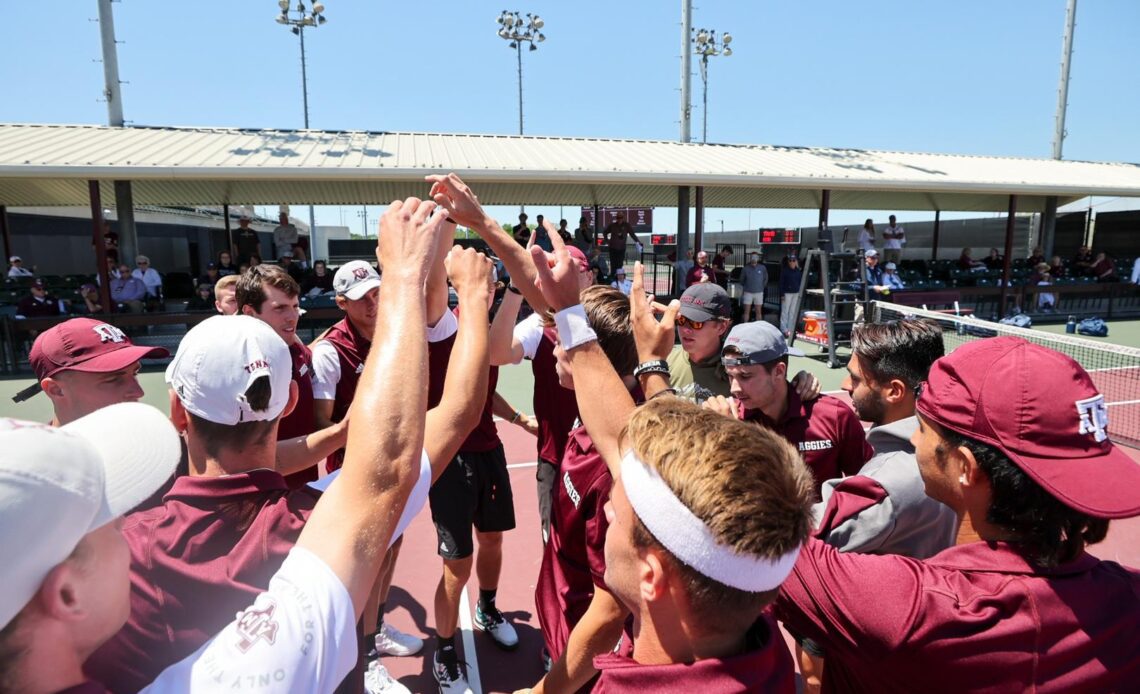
[496,10,549,136]
[693,27,733,143]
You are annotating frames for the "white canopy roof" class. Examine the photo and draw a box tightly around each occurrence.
[2,123,1139,212]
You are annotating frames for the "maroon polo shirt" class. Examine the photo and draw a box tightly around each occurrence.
[278,339,318,486]
[532,327,579,465]
[739,390,870,496]
[429,316,502,454]
[775,539,1140,693]
[320,317,371,472]
[593,616,795,693]
[685,265,715,287]
[535,425,612,662]
[84,470,321,693]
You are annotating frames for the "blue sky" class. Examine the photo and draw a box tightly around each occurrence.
[3,1,1138,235]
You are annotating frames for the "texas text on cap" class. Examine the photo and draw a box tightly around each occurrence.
[722,321,804,366]
[679,284,732,322]
[333,260,381,300]
[0,403,181,629]
[916,337,1140,519]
[16,319,170,403]
[165,315,292,426]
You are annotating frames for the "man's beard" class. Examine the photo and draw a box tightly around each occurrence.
[852,389,886,426]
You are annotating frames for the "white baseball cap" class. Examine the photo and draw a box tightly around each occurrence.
[333,260,381,300]
[165,315,291,426]
[0,403,181,629]
[9,255,20,263]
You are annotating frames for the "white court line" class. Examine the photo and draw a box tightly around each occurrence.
[507,461,539,470]
[458,587,484,694]
[1107,399,1140,407]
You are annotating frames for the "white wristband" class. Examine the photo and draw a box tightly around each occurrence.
[554,304,598,350]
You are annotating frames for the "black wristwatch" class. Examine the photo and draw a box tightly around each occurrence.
[633,359,670,379]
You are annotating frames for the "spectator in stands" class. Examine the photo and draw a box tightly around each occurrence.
[862,250,890,294]
[302,259,335,295]
[534,214,553,252]
[1027,246,1046,267]
[958,247,986,271]
[1092,252,1118,282]
[233,213,261,264]
[858,218,876,253]
[186,283,215,311]
[213,273,239,314]
[741,251,768,322]
[1029,261,1050,285]
[512,212,530,246]
[883,261,906,290]
[110,264,147,312]
[983,247,1004,270]
[711,245,733,286]
[279,252,306,284]
[1048,255,1066,279]
[673,248,695,287]
[610,267,632,295]
[1073,245,1095,275]
[586,244,608,283]
[78,283,103,314]
[1036,272,1057,311]
[686,250,716,286]
[215,250,239,277]
[779,253,803,337]
[882,215,906,263]
[198,261,220,288]
[132,255,163,298]
[556,219,572,244]
[8,255,34,278]
[16,278,62,318]
[100,220,120,263]
[273,211,300,260]
[603,211,642,276]
[573,216,593,251]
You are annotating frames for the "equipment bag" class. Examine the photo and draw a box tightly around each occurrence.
[1077,317,1108,337]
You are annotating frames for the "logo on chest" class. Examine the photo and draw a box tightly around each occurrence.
[798,439,833,452]
[562,471,581,509]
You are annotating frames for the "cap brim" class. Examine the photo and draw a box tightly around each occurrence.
[61,402,181,527]
[341,278,380,301]
[57,344,170,378]
[1010,446,1140,519]
[679,304,717,322]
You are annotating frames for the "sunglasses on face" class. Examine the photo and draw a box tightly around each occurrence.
[675,314,712,330]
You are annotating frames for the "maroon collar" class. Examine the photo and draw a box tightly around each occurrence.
[165,468,289,505]
[924,541,1102,577]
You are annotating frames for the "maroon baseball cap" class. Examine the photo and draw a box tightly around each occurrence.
[29,318,169,381]
[916,336,1140,519]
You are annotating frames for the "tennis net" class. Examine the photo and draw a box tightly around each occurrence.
[872,301,1140,449]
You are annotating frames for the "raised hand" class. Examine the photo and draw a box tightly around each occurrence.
[376,197,447,283]
[702,395,741,420]
[425,173,487,230]
[630,262,681,363]
[529,241,581,311]
[444,245,494,304]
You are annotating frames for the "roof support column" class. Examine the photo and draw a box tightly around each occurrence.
[114,181,138,266]
[0,206,11,266]
[999,194,1018,316]
[223,204,232,263]
[1041,196,1058,258]
[675,188,690,295]
[931,209,941,260]
[89,181,113,314]
[818,189,830,235]
[694,186,705,254]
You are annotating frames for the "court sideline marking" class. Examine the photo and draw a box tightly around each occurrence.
[458,587,484,694]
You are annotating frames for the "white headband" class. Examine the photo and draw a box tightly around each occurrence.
[620,450,801,593]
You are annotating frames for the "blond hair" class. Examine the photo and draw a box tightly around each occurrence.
[213,274,239,293]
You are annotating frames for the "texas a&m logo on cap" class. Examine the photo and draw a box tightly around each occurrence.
[234,600,280,653]
[352,266,370,281]
[92,323,126,344]
[1076,394,1109,443]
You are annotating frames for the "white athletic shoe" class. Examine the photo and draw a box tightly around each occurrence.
[474,603,520,650]
[433,649,474,694]
[364,660,411,694]
[375,623,424,657]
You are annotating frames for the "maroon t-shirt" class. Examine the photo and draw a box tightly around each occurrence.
[430,315,501,454]
[320,317,370,472]
[84,470,321,693]
[532,327,580,465]
[685,265,714,287]
[593,616,795,693]
[535,425,612,662]
[278,339,318,486]
[776,539,1140,693]
[739,390,871,497]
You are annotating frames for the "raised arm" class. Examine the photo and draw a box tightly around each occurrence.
[274,417,349,477]
[427,173,550,314]
[296,197,445,615]
[488,288,527,366]
[423,246,493,481]
[426,217,459,326]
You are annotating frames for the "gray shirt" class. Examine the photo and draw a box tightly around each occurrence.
[813,416,959,559]
[741,263,768,293]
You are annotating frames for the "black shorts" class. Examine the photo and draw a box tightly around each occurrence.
[428,444,516,559]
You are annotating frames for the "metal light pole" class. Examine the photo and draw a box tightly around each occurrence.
[496,11,546,136]
[1042,0,1078,258]
[275,1,327,260]
[694,28,733,144]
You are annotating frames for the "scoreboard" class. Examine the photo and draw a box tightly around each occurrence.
[757,228,801,245]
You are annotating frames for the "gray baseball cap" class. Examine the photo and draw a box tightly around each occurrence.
[333,260,381,300]
[679,284,732,322]
[722,321,803,365]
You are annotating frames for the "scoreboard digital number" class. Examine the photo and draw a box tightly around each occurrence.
[757,228,801,245]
